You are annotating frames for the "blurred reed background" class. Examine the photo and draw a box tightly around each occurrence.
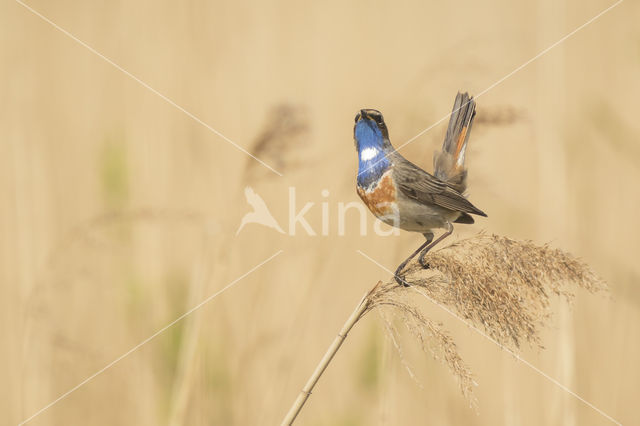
[1,0,639,424]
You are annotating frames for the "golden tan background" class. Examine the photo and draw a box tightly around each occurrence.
[2,0,639,424]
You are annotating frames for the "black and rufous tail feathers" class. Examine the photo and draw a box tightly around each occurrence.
[433,92,476,194]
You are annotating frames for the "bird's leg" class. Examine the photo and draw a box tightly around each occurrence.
[394,233,434,287]
[418,222,453,268]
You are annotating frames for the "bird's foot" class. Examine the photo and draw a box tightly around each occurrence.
[394,270,411,287]
[418,248,431,269]
[419,257,430,269]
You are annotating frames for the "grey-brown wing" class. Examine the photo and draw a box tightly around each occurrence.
[392,156,487,217]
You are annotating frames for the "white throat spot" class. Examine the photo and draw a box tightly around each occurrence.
[360,147,379,161]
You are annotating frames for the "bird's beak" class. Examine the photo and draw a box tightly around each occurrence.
[359,109,369,120]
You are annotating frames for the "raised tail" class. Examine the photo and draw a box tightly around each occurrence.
[433,92,476,194]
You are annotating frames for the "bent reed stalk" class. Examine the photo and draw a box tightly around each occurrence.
[281,283,381,425]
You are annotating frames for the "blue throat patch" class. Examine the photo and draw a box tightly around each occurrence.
[355,120,391,188]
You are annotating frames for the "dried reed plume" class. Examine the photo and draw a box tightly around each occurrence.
[282,233,606,425]
[244,104,309,181]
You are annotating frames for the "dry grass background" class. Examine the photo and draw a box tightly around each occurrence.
[2,0,640,424]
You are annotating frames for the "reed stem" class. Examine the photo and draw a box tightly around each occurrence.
[281,283,380,425]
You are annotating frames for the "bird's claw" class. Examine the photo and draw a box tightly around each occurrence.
[395,272,411,287]
[419,257,430,269]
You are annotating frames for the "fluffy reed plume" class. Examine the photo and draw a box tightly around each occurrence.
[282,234,606,425]
[400,234,606,348]
[244,104,309,181]
[368,283,476,401]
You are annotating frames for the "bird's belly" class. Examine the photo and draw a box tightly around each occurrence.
[394,195,459,232]
[357,171,458,232]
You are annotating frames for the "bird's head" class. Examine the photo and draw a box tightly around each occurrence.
[353,109,391,153]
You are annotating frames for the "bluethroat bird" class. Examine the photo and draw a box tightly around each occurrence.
[353,92,487,286]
